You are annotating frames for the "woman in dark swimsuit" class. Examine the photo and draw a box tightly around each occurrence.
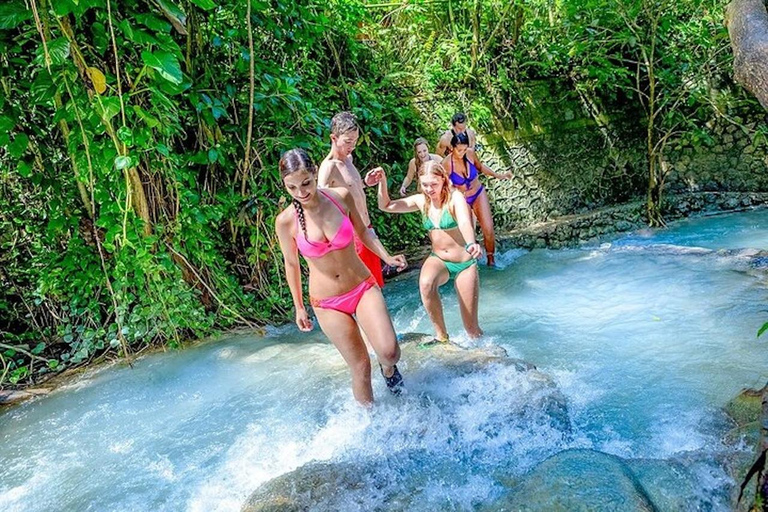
[441,132,511,267]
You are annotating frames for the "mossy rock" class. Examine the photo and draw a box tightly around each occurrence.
[724,387,764,428]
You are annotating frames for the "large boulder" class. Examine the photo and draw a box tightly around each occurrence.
[486,449,712,512]
[484,449,656,512]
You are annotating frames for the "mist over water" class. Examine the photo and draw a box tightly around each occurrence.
[2,209,768,511]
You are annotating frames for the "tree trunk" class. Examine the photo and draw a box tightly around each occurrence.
[647,166,665,227]
[726,0,768,111]
[726,4,768,509]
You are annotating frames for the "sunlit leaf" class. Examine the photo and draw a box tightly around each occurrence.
[189,0,216,9]
[115,155,132,170]
[34,38,71,67]
[94,97,121,123]
[141,50,183,84]
[87,67,107,94]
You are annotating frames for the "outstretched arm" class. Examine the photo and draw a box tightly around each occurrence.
[334,187,408,271]
[275,211,313,331]
[367,168,422,214]
[399,159,417,196]
[468,149,511,180]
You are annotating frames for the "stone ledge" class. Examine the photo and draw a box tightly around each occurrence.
[496,191,768,250]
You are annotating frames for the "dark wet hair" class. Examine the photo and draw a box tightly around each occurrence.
[331,111,360,136]
[279,148,317,241]
[450,131,470,148]
[451,112,467,126]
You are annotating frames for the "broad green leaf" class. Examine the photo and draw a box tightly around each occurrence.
[91,21,108,55]
[94,97,121,122]
[17,160,32,178]
[189,0,216,9]
[133,105,160,128]
[30,70,56,104]
[0,115,14,133]
[52,0,76,16]
[141,51,183,85]
[9,133,29,158]
[34,38,70,67]
[136,13,172,33]
[118,20,160,45]
[0,1,33,29]
[153,1,185,32]
[115,155,132,170]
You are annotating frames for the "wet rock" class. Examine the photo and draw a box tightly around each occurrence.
[0,388,51,406]
[722,387,766,511]
[486,449,656,512]
[626,458,711,511]
[487,449,712,512]
[241,461,369,512]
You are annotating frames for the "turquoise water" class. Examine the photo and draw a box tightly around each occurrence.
[2,208,768,511]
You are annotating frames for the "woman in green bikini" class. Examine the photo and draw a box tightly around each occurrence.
[366,161,483,341]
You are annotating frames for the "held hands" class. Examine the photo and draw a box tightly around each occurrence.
[399,185,407,196]
[295,308,314,332]
[387,254,408,272]
[364,167,385,187]
[465,242,483,259]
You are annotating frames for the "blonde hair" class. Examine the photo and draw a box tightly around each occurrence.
[412,137,430,175]
[418,160,451,215]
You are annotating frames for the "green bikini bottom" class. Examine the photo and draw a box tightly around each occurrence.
[429,253,477,280]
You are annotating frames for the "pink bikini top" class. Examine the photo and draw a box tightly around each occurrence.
[295,190,355,259]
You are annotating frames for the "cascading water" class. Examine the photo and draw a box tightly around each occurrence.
[2,209,768,511]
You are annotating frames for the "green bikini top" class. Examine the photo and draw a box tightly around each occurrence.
[423,206,459,231]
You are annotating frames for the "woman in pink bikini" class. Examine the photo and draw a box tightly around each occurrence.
[275,148,407,405]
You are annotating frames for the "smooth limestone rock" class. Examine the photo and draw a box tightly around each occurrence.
[485,449,656,512]
[487,449,723,512]
[241,461,368,512]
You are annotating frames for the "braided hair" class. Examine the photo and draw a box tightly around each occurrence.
[279,148,317,242]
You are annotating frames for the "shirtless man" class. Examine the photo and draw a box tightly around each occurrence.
[318,111,385,287]
[436,112,477,157]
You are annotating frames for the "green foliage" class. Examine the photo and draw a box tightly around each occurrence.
[0,0,761,387]
[0,0,428,387]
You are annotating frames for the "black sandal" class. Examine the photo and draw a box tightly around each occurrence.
[380,364,403,395]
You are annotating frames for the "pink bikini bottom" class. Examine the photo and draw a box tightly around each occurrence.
[310,275,378,315]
